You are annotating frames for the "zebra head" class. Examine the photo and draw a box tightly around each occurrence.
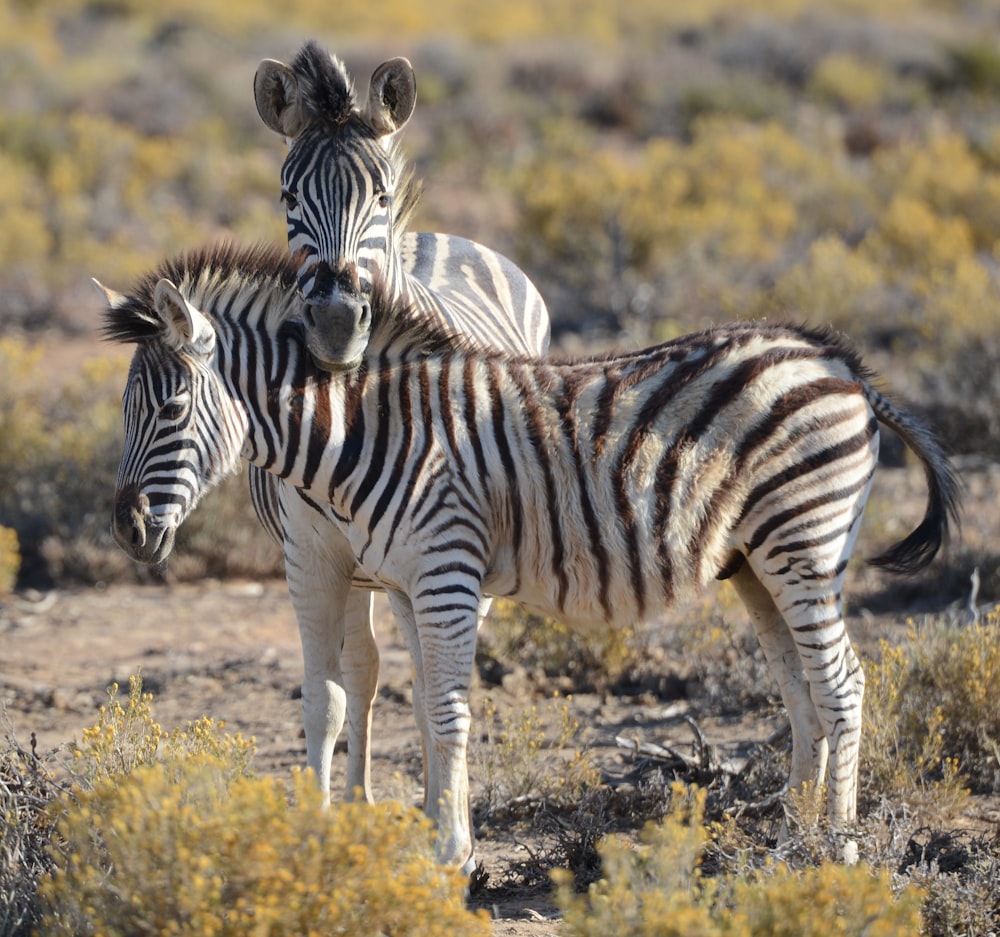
[96,276,248,566]
[255,42,418,371]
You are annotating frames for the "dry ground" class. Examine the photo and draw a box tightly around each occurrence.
[2,462,998,935]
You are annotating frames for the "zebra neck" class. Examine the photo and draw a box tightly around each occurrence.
[227,326,349,494]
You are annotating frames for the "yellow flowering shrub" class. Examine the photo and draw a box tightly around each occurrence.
[862,608,1000,811]
[478,694,600,813]
[0,525,18,594]
[40,764,489,937]
[38,673,488,937]
[862,194,975,275]
[861,637,969,819]
[767,235,884,330]
[555,785,924,936]
[70,675,255,788]
[809,53,891,108]
[723,862,924,937]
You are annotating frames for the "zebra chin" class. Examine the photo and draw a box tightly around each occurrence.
[305,336,365,372]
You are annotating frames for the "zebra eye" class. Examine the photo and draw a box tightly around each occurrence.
[281,189,299,211]
[160,399,188,422]
[378,193,391,209]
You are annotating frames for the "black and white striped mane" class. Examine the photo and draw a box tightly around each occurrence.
[100,241,470,359]
[290,40,356,128]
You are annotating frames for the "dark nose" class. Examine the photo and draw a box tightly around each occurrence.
[113,484,150,551]
[304,296,371,330]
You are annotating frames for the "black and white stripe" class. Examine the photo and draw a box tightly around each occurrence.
[105,243,960,871]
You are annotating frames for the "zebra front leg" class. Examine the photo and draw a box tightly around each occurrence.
[340,588,380,802]
[281,496,360,803]
[388,589,478,873]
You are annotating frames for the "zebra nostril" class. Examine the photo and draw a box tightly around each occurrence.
[303,305,316,327]
[129,504,147,549]
[358,301,371,332]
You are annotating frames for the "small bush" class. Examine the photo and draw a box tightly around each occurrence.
[39,765,489,937]
[0,526,18,595]
[0,729,70,937]
[862,607,1000,807]
[809,53,891,109]
[476,694,600,819]
[861,638,969,819]
[480,598,640,693]
[68,675,255,788]
[31,675,488,937]
[554,784,925,937]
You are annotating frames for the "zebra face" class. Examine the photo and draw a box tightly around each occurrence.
[255,46,417,370]
[280,122,401,370]
[110,279,248,566]
[112,355,202,564]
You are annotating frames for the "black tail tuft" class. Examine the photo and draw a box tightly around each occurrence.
[866,385,963,575]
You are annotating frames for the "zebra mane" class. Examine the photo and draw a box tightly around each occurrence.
[100,239,471,359]
[291,40,356,127]
[365,273,481,359]
[100,241,299,346]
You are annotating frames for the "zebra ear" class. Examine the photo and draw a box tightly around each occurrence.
[363,57,416,138]
[153,278,216,357]
[91,278,128,308]
[254,58,307,140]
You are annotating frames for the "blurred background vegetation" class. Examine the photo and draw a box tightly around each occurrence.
[2,0,1000,590]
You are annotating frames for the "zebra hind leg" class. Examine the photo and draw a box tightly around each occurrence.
[729,563,828,833]
[747,546,865,832]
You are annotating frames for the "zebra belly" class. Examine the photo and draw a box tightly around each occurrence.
[482,528,681,634]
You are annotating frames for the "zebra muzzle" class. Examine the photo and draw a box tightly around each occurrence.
[303,293,373,371]
[111,485,172,563]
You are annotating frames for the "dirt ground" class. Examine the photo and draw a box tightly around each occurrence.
[2,462,998,935]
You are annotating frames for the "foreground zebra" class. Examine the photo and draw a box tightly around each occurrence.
[246,41,550,803]
[102,242,960,871]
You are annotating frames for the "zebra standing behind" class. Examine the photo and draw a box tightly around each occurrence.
[253,40,549,367]
[245,41,550,805]
[101,242,960,873]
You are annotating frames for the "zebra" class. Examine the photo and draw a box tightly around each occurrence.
[245,41,551,804]
[100,241,961,872]
[253,40,549,367]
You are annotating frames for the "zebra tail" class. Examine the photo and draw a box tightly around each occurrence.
[864,382,963,575]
